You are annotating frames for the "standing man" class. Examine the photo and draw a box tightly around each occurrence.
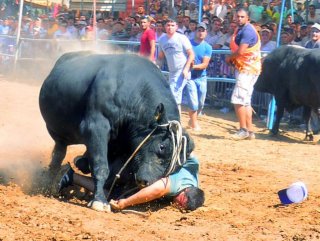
[305,23,320,134]
[139,16,156,62]
[185,22,212,131]
[158,19,194,114]
[226,8,261,140]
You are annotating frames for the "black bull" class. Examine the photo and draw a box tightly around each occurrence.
[254,45,320,141]
[39,52,194,211]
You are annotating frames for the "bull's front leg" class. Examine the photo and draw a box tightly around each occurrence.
[303,106,313,141]
[83,115,111,212]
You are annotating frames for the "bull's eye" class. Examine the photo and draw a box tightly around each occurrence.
[159,144,166,154]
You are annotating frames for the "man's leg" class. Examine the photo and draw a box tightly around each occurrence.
[234,104,247,129]
[185,79,200,130]
[245,105,254,132]
[169,72,187,116]
[231,71,249,140]
[73,173,95,192]
[188,110,199,129]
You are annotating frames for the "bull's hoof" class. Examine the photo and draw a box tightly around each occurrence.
[268,130,278,137]
[87,200,111,212]
[303,134,314,142]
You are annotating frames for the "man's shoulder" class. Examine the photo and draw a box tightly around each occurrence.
[158,34,168,44]
[146,28,155,34]
[199,40,212,51]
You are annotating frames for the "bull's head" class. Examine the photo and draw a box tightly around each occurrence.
[130,104,194,188]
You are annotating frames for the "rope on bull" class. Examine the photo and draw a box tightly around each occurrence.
[158,120,187,176]
[106,120,187,201]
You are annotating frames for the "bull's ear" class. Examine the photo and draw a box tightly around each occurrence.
[183,130,195,155]
[154,103,168,124]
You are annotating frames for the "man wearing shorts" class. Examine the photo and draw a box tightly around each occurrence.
[157,19,194,114]
[226,8,261,140]
[185,22,212,131]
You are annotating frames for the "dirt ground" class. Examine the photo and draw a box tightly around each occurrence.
[1,75,320,241]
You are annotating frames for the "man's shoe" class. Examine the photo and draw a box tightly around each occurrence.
[58,165,74,193]
[231,128,249,140]
[247,132,255,140]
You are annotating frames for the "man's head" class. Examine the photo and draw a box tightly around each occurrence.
[173,187,205,211]
[300,24,308,37]
[236,8,249,27]
[189,20,198,31]
[311,23,320,42]
[211,18,222,32]
[156,21,164,33]
[131,23,141,36]
[260,28,272,44]
[165,19,178,36]
[140,15,151,30]
[309,4,316,15]
[196,22,208,41]
[281,28,294,45]
[183,16,191,28]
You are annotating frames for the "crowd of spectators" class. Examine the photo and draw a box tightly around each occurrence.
[1,0,320,76]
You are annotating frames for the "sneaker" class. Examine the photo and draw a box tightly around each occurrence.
[192,125,201,132]
[247,132,255,140]
[58,165,74,193]
[231,128,249,140]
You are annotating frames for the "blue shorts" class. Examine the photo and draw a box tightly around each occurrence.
[169,70,190,105]
[184,76,207,111]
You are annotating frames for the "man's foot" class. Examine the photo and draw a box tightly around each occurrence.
[247,131,255,140]
[192,126,201,132]
[231,128,249,140]
[58,165,74,193]
[186,119,192,129]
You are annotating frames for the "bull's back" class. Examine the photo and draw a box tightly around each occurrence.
[39,53,178,144]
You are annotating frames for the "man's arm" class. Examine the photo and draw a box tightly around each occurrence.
[149,39,156,62]
[110,177,171,210]
[156,50,165,67]
[183,48,195,79]
[192,56,210,70]
[226,43,249,64]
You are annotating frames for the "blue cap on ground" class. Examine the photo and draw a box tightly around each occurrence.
[278,181,308,205]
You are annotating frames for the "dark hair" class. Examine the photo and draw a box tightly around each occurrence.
[190,20,198,25]
[236,7,249,16]
[185,187,205,211]
[140,15,150,22]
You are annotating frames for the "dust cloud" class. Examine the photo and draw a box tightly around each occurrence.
[0,41,129,193]
[10,39,128,85]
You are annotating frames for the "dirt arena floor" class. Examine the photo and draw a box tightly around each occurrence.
[1,75,320,241]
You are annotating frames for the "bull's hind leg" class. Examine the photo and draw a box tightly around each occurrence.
[41,141,67,195]
[271,103,285,136]
[303,106,313,141]
[49,142,67,172]
[83,114,111,212]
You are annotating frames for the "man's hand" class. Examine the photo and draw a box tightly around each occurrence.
[225,56,233,65]
[182,68,189,80]
[110,199,126,210]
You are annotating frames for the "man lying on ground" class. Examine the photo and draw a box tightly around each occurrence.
[58,153,205,211]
